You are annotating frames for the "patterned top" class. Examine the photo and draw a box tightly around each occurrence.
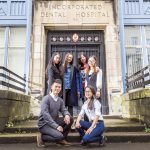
[64,65,72,89]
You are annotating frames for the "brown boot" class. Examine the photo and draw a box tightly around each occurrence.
[37,133,46,148]
[57,140,71,146]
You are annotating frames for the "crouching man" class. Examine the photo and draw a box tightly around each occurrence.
[37,79,73,147]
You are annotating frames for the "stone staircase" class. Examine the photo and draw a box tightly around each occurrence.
[0,116,150,144]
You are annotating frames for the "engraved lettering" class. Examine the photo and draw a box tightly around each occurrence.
[39,2,110,20]
[0,8,6,16]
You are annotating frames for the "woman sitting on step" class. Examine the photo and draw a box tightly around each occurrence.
[75,85,106,146]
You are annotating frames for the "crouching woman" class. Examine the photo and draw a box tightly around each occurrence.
[75,85,105,146]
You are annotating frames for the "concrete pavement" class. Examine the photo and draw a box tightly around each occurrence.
[0,143,150,150]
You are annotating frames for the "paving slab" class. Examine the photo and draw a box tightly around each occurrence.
[1,143,150,150]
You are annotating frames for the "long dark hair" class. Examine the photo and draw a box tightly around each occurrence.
[85,85,95,110]
[45,52,62,77]
[63,53,74,72]
[78,52,88,70]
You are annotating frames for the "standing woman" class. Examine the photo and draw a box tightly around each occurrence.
[46,52,63,95]
[75,86,105,145]
[85,55,102,99]
[78,53,88,102]
[63,53,81,116]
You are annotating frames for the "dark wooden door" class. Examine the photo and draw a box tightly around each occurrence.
[46,30,109,114]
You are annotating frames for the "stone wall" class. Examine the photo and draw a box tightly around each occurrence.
[0,90,30,131]
[122,88,150,127]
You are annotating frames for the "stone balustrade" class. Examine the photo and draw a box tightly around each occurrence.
[122,88,150,127]
[0,90,30,131]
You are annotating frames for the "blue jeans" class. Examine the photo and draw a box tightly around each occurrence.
[76,120,105,143]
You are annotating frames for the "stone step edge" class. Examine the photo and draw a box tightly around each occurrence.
[0,132,150,144]
[5,124,144,129]
[3,125,145,133]
[1,132,150,137]
[29,115,122,120]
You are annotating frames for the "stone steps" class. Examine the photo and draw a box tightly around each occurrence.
[0,116,149,144]
[0,132,150,144]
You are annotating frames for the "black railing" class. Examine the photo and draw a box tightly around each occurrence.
[0,66,26,93]
[126,65,150,91]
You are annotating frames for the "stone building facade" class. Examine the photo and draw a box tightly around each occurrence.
[31,0,122,114]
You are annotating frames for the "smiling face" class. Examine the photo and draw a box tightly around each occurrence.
[85,87,94,99]
[80,54,87,64]
[67,54,73,64]
[53,54,61,64]
[51,82,62,96]
[88,57,96,67]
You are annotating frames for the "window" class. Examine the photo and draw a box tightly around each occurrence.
[147,39,150,45]
[145,26,150,64]
[125,26,141,45]
[0,27,26,76]
[125,26,143,76]
[0,28,5,66]
[124,0,140,15]
[126,48,143,76]
[131,37,138,45]
[8,27,26,76]
[145,26,150,45]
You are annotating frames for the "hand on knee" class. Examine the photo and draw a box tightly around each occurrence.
[75,121,81,128]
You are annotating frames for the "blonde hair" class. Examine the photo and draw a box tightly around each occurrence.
[85,55,97,74]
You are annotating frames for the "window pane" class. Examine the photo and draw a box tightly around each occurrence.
[0,28,5,66]
[147,48,150,65]
[145,26,150,45]
[126,48,143,76]
[125,26,143,76]
[9,27,26,47]
[125,26,141,45]
[145,26,150,65]
[8,27,26,76]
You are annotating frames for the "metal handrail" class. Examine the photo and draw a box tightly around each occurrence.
[0,66,26,93]
[0,66,25,81]
[126,65,150,91]
[0,66,44,95]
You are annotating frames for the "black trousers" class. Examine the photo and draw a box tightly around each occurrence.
[65,89,73,116]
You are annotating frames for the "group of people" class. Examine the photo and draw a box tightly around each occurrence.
[37,52,105,147]
[46,52,102,115]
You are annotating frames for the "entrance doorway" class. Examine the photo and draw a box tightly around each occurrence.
[46,30,109,114]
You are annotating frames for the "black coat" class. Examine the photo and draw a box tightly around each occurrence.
[63,66,78,106]
[47,65,62,94]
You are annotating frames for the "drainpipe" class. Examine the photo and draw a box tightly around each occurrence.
[119,0,126,93]
[24,0,32,94]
